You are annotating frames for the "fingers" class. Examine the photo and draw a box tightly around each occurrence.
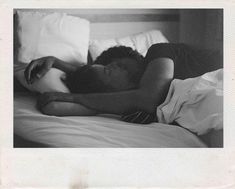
[35,66,50,80]
[25,56,55,84]
[24,60,36,84]
[24,58,43,84]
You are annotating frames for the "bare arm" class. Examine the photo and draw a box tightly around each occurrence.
[73,58,173,114]
[41,101,98,116]
[24,56,85,84]
[38,58,174,115]
[52,57,84,73]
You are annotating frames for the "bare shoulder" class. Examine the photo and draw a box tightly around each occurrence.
[140,58,174,87]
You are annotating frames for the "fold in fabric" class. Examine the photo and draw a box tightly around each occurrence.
[157,69,223,135]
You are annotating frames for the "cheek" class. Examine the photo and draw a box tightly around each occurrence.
[119,75,132,88]
[111,70,125,81]
[108,71,130,89]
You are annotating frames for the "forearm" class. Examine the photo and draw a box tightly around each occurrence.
[70,87,167,115]
[39,58,174,116]
[78,91,142,114]
[55,90,140,115]
[53,57,85,73]
[47,59,173,115]
[41,101,98,116]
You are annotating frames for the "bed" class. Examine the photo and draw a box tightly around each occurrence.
[14,9,208,147]
[14,91,206,147]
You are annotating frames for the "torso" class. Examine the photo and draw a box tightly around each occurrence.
[144,43,223,79]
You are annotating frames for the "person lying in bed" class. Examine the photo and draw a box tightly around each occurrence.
[25,43,222,119]
[25,43,223,147]
[25,46,146,116]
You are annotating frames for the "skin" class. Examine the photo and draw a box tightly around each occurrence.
[90,58,139,91]
[33,57,174,115]
[25,56,144,116]
[24,55,223,147]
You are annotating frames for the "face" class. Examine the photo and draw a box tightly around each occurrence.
[91,58,139,91]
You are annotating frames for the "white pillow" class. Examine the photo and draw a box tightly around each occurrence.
[15,68,70,93]
[15,11,90,93]
[17,11,90,64]
[89,30,169,61]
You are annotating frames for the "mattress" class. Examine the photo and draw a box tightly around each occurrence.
[14,92,207,147]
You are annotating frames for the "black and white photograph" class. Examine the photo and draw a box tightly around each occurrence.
[13,8,224,148]
[2,0,235,188]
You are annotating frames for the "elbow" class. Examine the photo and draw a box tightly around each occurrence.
[135,82,171,114]
[135,90,158,114]
[40,102,58,116]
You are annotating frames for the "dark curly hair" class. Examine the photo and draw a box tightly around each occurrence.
[94,46,144,66]
[94,46,146,84]
[66,46,145,93]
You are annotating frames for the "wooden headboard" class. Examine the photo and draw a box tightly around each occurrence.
[14,9,180,42]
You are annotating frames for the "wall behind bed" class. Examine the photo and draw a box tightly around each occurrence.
[179,9,223,53]
[14,9,223,55]
[14,9,180,42]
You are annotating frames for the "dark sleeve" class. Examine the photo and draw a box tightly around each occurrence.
[121,111,157,124]
[144,43,177,63]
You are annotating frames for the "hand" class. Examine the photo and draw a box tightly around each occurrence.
[24,56,57,84]
[37,92,70,111]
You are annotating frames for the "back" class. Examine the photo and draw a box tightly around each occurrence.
[144,43,223,79]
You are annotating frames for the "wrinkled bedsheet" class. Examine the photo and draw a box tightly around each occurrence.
[157,69,223,135]
[14,93,206,147]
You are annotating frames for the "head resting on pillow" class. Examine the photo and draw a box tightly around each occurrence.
[66,46,145,93]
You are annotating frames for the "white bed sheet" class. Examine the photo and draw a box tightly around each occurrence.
[14,92,206,147]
